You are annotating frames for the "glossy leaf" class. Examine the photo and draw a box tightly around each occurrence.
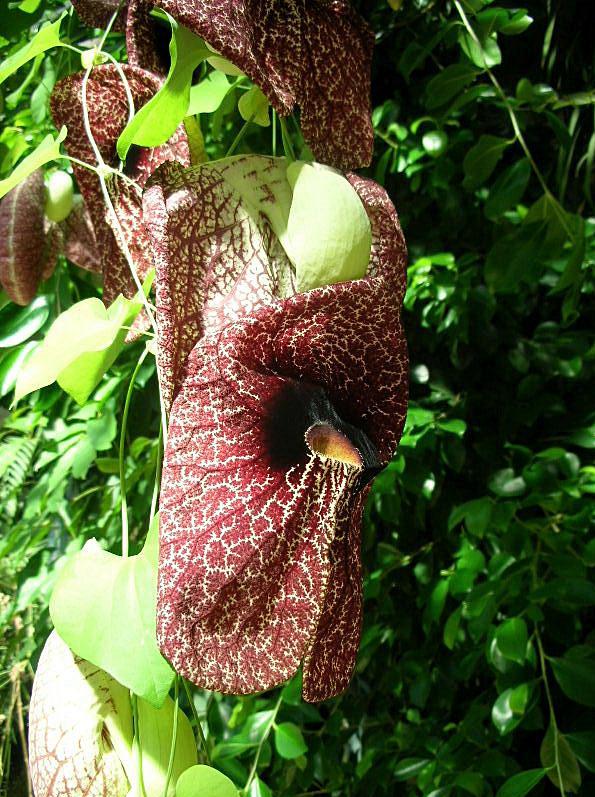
[0,295,50,348]
[274,723,307,760]
[393,757,430,781]
[492,684,529,735]
[494,618,528,665]
[495,770,546,797]
[0,341,37,397]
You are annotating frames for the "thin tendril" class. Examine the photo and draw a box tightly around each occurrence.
[119,346,149,557]
[226,112,256,156]
[131,693,148,797]
[182,678,210,764]
[149,424,163,525]
[243,693,282,795]
[279,118,295,161]
[163,676,180,797]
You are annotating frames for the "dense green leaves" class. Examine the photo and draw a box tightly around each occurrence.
[540,725,582,793]
[425,63,478,108]
[463,135,510,189]
[550,650,595,707]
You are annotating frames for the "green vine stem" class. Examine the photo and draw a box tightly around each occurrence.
[279,117,296,162]
[119,345,149,557]
[272,107,278,157]
[225,111,257,157]
[243,693,283,795]
[163,676,180,797]
[536,631,567,797]
[131,693,148,797]
[149,424,164,526]
[182,678,211,764]
[453,0,575,240]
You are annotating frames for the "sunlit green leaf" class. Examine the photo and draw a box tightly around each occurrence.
[238,85,270,127]
[176,765,239,797]
[117,15,210,159]
[0,126,67,199]
[49,515,174,707]
[187,71,230,115]
[0,13,65,85]
[14,293,142,405]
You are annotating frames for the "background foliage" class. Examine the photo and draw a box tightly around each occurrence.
[0,0,594,795]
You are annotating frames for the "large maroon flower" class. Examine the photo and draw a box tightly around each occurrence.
[0,170,61,305]
[72,0,375,171]
[143,158,407,701]
[50,64,190,306]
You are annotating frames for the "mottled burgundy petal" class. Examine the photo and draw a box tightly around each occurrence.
[70,0,128,30]
[143,156,294,409]
[61,201,102,273]
[128,0,374,170]
[50,64,190,305]
[153,165,407,700]
[0,170,56,306]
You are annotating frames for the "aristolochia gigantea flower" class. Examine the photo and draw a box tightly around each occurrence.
[72,0,375,170]
[143,156,408,701]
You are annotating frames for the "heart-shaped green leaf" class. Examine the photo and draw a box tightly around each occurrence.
[50,514,174,707]
[274,722,307,759]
